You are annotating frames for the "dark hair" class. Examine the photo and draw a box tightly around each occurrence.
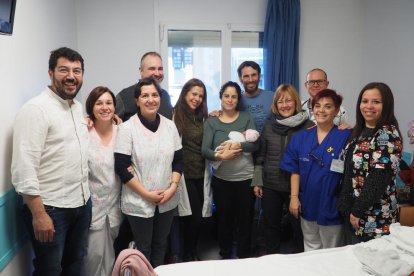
[219,81,242,110]
[237,61,261,78]
[140,51,162,68]
[134,77,162,99]
[49,47,84,72]
[85,86,116,121]
[173,78,208,135]
[311,89,343,109]
[350,82,400,141]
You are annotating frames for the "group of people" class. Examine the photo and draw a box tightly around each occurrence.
[11,46,402,276]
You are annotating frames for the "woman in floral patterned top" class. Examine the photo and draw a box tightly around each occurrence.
[338,82,402,242]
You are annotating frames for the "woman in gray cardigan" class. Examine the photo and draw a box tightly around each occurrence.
[253,84,313,254]
[202,81,259,259]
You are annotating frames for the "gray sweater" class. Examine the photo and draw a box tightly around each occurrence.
[202,111,259,181]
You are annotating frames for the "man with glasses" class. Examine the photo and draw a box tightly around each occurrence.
[303,68,347,125]
[11,47,91,275]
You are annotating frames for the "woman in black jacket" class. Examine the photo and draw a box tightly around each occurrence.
[253,84,313,254]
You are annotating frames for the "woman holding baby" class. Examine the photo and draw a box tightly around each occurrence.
[202,81,259,259]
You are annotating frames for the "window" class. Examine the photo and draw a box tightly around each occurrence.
[160,24,263,112]
[231,31,264,89]
[167,30,222,112]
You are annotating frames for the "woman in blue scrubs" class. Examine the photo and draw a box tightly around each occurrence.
[280,89,351,251]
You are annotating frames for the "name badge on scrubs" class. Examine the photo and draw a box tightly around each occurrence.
[330,159,344,173]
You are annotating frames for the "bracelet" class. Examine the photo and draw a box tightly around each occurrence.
[290,194,298,197]
[170,181,179,187]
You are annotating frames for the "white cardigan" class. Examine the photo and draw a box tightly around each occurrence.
[177,160,212,217]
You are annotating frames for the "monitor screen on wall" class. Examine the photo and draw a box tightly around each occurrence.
[0,0,16,35]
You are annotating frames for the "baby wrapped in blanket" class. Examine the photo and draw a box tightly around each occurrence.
[212,129,259,169]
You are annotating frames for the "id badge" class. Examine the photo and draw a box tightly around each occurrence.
[330,159,344,173]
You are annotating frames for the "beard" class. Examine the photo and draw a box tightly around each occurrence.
[244,82,259,95]
[52,78,83,100]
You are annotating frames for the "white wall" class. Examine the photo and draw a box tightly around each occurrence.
[299,0,365,126]
[300,0,414,151]
[361,0,414,152]
[75,0,156,103]
[156,0,267,25]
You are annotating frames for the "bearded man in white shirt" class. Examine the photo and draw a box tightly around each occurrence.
[11,47,91,276]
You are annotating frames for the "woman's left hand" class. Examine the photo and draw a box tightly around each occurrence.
[350,213,360,230]
[158,183,178,204]
[218,148,242,160]
[219,141,241,150]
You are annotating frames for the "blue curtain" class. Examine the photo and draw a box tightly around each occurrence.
[263,0,301,91]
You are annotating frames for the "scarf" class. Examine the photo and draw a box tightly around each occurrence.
[272,110,309,135]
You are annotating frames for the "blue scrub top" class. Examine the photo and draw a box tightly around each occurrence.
[280,126,351,226]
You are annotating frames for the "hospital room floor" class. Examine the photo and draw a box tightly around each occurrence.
[195,215,298,261]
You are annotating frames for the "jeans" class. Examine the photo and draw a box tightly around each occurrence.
[23,199,92,276]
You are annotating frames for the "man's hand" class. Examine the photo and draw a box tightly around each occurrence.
[113,114,123,125]
[23,195,55,243]
[33,211,55,242]
[209,110,221,117]
[85,114,123,130]
[337,123,352,130]
[86,117,94,129]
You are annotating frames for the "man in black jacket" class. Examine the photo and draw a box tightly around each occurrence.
[116,51,173,121]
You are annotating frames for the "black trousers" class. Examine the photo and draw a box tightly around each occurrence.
[211,176,255,258]
[113,217,133,258]
[181,177,204,258]
[127,207,175,268]
[261,187,304,254]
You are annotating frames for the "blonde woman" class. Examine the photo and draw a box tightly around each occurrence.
[253,84,313,254]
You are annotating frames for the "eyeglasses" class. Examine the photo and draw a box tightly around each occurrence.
[308,153,324,167]
[306,80,327,86]
[276,99,294,105]
[56,66,83,76]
